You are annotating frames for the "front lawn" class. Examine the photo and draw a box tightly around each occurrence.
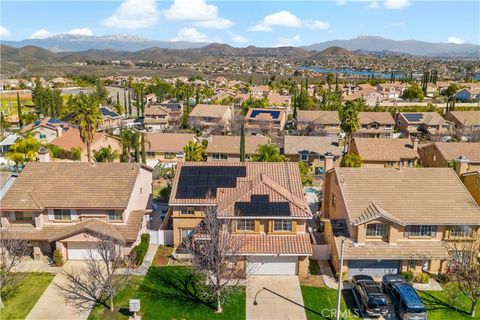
[301,286,361,320]
[418,290,479,320]
[1,272,55,320]
[152,245,173,267]
[89,266,245,320]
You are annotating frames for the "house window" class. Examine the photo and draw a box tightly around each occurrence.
[14,211,33,221]
[408,260,416,271]
[300,153,309,161]
[331,194,336,208]
[212,153,228,160]
[273,220,292,232]
[54,209,71,220]
[181,228,194,241]
[164,152,174,159]
[366,223,388,237]
[146,151,155,157]
[385,124,393,129]
[449,225,474,239]
[39,133,47,139]
[405,225,437,237]
[386,161,394,166]
[180,207,195,215]
[107,210,122,221]
[236,219,255,232]
[407,160,415,167]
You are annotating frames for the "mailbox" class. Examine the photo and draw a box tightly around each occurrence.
[129,299,141,313]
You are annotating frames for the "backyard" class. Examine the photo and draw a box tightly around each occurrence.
[1,272,55,320]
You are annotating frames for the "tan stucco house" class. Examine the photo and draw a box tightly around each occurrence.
[189,104,233,133]
[205,135,270,162]
[296,111,342,136]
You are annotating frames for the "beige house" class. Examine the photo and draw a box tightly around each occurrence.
[350,137,419,168]
[21,117,69,143]
[205,135,270,162]
[0,163,152,260]
[50,128,122,162]
[164,162,313,276]
[396,112,454,140]
[296,111,342,136]
[322,167,480,279]
[189,104,233,133]
[460,171,480,206]
[418,142,480,172]
[444,111,480,140]
[145,133,197,167]
[144,102,183,132]
[244,108,287,135]
[356,112,396,138]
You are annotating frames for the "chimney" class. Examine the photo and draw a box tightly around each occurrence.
[56,126,63,137]
[455,156,470,176]
[38,147,50,163]
[412,137,419,151]
[324,152,335,173]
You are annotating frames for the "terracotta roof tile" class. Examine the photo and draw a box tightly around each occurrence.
[206,135,270,155]
[297,110,341,124]
[352,138,419,161]
[232,233,312,255]
[146,133,197,153]
[359,112,395,125]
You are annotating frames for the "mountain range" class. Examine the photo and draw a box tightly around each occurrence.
[2,35,479,58]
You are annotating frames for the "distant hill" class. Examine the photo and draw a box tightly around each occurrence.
[302,36,480,58]
[1,45,60,66]
[1,34,209,52]
[309,46,353,59]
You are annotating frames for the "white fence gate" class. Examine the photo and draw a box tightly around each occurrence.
[311,244,331,260]
[148,230,173,245]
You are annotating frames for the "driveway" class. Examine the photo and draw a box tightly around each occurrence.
[26,262,91,320]
[246,276,307,320]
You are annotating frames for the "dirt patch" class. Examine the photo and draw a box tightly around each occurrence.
[152,245,173,267]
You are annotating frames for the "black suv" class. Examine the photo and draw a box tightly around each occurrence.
[351,275,388,317]
[382,274,427,320]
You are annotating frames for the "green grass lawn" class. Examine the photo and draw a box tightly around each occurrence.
[88,266,245,320]
[418,290,479,320]
[1,272,55,320]
[301,286,361,320]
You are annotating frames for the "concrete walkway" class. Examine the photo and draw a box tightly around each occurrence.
[246,276,307,320]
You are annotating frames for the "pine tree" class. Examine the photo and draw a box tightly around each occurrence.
[128,89,132,116]
[16,91,23,128]
[123,90,127,115]
[140,87,145,117]
[116,92,120,105]
[140,133,146,164]
[240,122,246,162]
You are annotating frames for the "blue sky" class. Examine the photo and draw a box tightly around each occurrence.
[1,0,479,46]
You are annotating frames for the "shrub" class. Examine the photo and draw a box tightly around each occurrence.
[435,273,451,285]
[413,272,430,284]
[131,233,150,266]
[53,249,64,266]
[400,270,414,282]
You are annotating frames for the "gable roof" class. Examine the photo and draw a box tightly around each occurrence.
[50,128,110,151]
[206,135,270,155]
[432,142,480,162]
[334,168,480,225]
[297,110,341,124]
[352,202,406,226]
[352,138,419,161]
[1,163,151,211]
[190,104,231,118]
[169,162,311,218]
[446,111,480,126]
[399,112,448,125]
[146,133,197,153]
[359,112,395,125]
[284,136,342,156]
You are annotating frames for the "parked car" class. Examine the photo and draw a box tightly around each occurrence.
[382,274,427,320]
[351,275,388,317]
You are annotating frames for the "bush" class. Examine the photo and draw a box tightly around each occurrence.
[131,233,150,266]
[400,270,414,282]
[53,249,64,266]
[414,272,430,284]
[435,273,451,285]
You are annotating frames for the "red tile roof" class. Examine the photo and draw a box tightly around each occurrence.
[232,233,312,255]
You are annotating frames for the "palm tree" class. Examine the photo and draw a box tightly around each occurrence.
[93,145,119,162]
[70,93,103,162]
[341,153,363,167]
[118,129,149,163]
[183,140,205,161]
[251,144,286,162]
[5,135,41,171]
[341,101,361,152]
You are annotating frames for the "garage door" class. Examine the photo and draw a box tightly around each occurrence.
[247,256,297,275]
[348,260,400,279]
[67,242,102,260]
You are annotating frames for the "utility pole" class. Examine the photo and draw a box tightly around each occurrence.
[335,237,346,320]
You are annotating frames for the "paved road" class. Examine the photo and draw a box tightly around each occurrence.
[246,276,307,320]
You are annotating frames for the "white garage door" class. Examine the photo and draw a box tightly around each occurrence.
[348,260,400,279]
[247,256,297,275]
[67,242,102,260]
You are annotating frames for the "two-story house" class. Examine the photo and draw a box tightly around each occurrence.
[443,111,480,139]
[164,162,313,276]
[21,117,70,143]
[418,142,480,172]
[205,135,270,162]
[144,102,183,132]
[145,133,197,167]
[350,137,419,168]
[189,104,233,133]
[99,106,122,130]
[322,167,480,279]
[244,109,287,135]
[396,112,454,140]
[296,111,342,136]
[0,162,152,260]
[356,112,396,138]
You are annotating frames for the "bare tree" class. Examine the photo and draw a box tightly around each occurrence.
[185,206,246,313]
[445,236,480,317]
[55,234,135,313]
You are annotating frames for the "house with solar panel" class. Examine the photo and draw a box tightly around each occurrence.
[144,102,183,132]
[99,106,122,130]
[21,117,71,143]
[164,162,313,276]
[189,104,233,133]
[244,108,287,135]
[396,112,454,140]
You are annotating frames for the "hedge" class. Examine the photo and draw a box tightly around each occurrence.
[132,233,150,266]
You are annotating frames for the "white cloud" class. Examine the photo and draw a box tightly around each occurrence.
[28,29,53,39]
[102,0,159,29]
[0,25,11,38]
[66,28,94,36]
[384,0,410,9]
[171,27,208,42]
[389,22,406,27]
[336,0,348,5]
[448,36,464,44]
[250,11,329,32]
[164,0,233,30]
[228,31,248,43]
[368,1,380,9]
[275,35,301,47]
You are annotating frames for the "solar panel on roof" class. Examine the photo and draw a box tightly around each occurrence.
[250,110,280,119]
[404,113,424,122]
[47,118,62,124]
[175,166,247,199]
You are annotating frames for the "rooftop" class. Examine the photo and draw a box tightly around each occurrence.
[352,137,418,161]
[206,135,270,155]
[146,133,197,153]
[284,136,341,156]
[190,104,231,118]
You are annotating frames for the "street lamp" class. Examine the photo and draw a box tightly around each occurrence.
[335,237,346,320]
[253,287,266,306]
